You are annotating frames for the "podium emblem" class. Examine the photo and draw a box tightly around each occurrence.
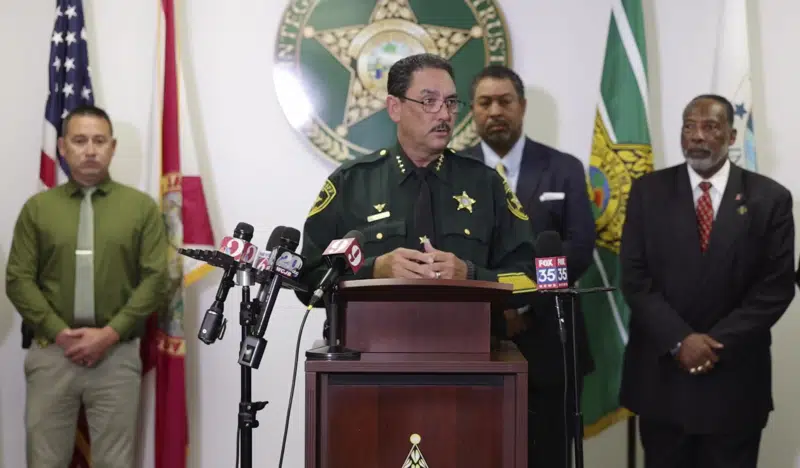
[402,433,429,468]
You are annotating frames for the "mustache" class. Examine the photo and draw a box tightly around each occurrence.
[686,147,711,156]
[486,119,509,129]
[430,122,451,133]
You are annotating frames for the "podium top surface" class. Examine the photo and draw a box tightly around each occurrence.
[336,278,512,302]
[305,340,527,374]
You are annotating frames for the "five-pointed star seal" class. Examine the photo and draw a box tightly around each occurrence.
[305,0,484,136]
[419,235,430,244]
[453,191,476,213]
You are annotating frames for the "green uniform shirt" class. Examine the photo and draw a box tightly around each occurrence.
[5,178,169,342]
[298,143,537,302]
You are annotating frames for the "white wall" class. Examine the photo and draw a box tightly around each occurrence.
[1,0,798,467]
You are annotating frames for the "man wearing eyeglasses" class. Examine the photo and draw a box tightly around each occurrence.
[298,53,538,338]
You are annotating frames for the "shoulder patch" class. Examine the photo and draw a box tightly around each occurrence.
[502,177,529,221]
[308,179,337,218]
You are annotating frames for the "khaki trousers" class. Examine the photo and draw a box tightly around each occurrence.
[24,338,141,468]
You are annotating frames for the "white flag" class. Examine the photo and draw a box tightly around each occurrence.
[711,0,757,171]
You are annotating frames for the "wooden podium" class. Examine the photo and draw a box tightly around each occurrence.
[304,279,528,468]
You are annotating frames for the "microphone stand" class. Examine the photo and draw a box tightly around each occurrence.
[554,293,584,468]
[305,286,360,361]
[236,267,267,468]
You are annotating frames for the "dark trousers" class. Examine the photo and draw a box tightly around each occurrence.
[639,418,762,468]
[527,377,583,468]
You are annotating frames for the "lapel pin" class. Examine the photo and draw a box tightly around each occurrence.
[735,193,743,201]
[737,205,747,215]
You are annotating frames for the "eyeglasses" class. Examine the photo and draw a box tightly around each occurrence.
[397,95,463,114]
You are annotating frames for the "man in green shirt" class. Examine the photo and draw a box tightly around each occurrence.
[298,53,537,336]
[6,105,168,468]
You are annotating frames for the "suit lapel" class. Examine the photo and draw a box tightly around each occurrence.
[470,144,486,163]
[517,139,547,207]
[671,165,704,266]
[706,164,746,260]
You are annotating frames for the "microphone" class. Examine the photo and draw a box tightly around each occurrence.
[238,226,305,369]
[195,222,255,345]
[532,231,603,468]
[249,226,287,301]
[534,231,569,343]
[307,230,365,308]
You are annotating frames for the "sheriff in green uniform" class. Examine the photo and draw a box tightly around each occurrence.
[298,53,536,309]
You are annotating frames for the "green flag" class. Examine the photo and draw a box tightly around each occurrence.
[581,0,653,438]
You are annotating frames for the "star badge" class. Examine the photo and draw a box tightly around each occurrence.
[419,235,429,244]
[453,191,476,213]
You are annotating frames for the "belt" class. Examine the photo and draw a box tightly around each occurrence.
[34,337,51,348]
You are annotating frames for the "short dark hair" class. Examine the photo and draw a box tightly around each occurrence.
[686,94,734,125]
[387,53,455,98]
[62,104,114,136]
[470,65,525,101]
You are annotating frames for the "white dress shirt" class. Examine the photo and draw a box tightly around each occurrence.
[481,135,526,192]
[687,158,730,219]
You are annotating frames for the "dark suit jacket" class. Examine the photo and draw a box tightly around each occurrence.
[619,162,795,434]
[468,138,596,384]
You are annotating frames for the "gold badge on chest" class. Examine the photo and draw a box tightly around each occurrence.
[453,190,476,213]
[367,203,391,222]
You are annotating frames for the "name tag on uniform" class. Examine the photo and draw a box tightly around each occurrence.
[539,192,565,201]
[367,211,391,222]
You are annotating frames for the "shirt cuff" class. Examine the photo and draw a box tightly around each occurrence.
[40,314,70,341]
[516,305,531,315]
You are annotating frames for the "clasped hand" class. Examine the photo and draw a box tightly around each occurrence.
[55,326,120,368]
[676,333,724,376]
[374,241,468,280]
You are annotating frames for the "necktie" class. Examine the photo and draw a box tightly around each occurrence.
[495,162,508,180]
[74,187,96,326]
[413,167,436,250]
[696,181,713,253]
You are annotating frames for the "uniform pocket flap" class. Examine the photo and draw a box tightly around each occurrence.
[361,219,407,243]
[440,222,491,244]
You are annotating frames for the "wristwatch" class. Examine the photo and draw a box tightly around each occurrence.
[465,260,476,280]
[669,341,682,356]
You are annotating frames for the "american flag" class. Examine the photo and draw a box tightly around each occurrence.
[40,0,94,188]
[40,3,95,466]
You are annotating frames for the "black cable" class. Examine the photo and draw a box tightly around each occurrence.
[277,306,312,467]
[557,295,571,467]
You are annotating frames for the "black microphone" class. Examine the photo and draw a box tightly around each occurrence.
[239,227,304,369]
[308,230,366,308]
[534,231,568,343]
[196,222,255,345]
[249,226,287,303]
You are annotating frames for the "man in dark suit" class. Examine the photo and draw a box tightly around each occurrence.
[466,65,596,468]
[620,94,795,468]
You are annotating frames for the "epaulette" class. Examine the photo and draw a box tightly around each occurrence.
[336,148,391,172]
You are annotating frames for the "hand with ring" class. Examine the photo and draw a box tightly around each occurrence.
[422,240,468,280]
[689,360,713,375]
[677,333,723,376]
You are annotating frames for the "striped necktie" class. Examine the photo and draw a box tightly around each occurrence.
[74,187,96,326]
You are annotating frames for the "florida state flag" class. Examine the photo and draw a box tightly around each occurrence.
[140,0,216,466]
